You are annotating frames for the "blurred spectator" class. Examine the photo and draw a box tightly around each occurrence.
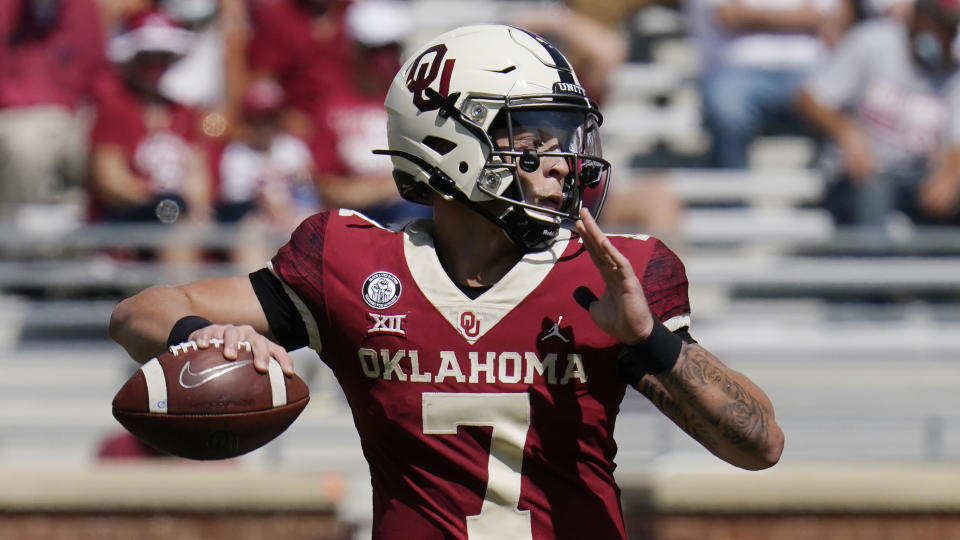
[96,0,153,33]
[246,0,352,145]
[216,79,319,269]
[597,173,684,236]
[567,0,660,29]
[862,0,915,20]
[97,430,168,459]
[0,0,107,216]
[246,0,427,225]
[797,0,960,229]
[308,0,431,225]
[687,0,854,168]
[514,2,629,104]
[89,10,213,262]
[514,2,682,235]
[157,0,250,141]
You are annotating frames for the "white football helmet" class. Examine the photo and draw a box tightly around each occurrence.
[376,24,610,251]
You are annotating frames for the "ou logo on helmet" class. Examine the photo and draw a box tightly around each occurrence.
[406,44,456,112]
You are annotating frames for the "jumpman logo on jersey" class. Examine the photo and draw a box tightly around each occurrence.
[540,316,569,343]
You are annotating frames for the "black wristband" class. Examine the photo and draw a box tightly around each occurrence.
[615,317,684,385]
[166,315,213,347]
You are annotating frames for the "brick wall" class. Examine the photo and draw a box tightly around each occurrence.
[617,464,960,540]
[0,512,351,540]
[650,513,960,540]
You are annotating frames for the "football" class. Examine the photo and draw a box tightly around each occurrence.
[112,340,310,460]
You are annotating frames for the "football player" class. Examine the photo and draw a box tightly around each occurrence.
[110,25,783,540]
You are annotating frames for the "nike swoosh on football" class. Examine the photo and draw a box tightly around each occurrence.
[179,359,254,389]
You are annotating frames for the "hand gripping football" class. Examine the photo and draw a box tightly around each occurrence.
[112,340,309,460]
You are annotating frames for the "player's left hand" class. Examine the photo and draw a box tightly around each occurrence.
[574,208,655,344]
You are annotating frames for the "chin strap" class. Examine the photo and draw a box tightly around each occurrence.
[499,206,559,251]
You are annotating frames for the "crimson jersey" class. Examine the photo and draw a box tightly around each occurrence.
[269,209,691,540]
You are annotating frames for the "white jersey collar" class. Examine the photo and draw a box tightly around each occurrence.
[403,219,570,344]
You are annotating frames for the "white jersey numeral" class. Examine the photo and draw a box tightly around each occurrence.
[422,392,533,540]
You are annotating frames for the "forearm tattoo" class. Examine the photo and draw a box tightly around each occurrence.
[635,343,768,454]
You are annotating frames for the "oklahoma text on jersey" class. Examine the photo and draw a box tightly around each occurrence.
[357,348,588,385]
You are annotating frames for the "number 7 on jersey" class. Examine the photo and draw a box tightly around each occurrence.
[422,392,533,540]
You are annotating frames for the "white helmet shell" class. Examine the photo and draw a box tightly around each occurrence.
[379,24,610,250]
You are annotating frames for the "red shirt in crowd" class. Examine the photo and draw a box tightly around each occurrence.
[91,76,201,200]
[0,0,106,110]
[247,0,352,116]
[311,89,393,177]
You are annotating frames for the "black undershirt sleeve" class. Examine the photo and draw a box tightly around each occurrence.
[676,327,697,344]
[249,268,310,351]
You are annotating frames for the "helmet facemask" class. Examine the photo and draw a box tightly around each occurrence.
[476,97,610,250]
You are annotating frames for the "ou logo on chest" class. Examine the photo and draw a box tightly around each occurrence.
[459,311,481,338]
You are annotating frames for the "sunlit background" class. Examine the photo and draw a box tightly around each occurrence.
[2,0,960,538]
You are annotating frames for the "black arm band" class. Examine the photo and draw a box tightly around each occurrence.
[249,268,309,351]
[166,315,213,347]
[615,317,685,385]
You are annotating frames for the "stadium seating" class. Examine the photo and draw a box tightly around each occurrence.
[2,9,960,536]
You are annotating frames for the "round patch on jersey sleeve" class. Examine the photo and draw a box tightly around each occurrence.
[362,271,402,309]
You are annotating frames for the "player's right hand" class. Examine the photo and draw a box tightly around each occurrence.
[574,208,655,345]
[189,324,294,376]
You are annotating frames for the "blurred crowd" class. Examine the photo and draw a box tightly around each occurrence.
[1,0,430,267]
[694,0,960,233]
[2,0,960,266]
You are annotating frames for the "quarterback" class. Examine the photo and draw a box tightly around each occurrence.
[110,25,783,540]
